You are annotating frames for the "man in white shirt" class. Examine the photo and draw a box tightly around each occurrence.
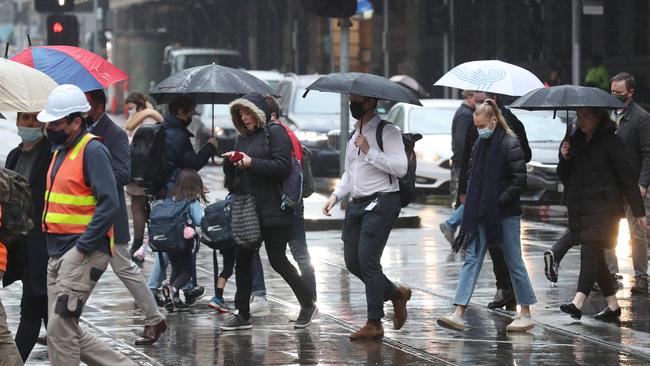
[323,94,412,340]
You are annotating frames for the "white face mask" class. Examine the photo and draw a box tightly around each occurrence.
[128,107,136,117]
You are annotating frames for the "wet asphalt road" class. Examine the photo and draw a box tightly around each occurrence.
[2,114,650,365]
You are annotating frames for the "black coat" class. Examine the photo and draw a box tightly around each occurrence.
[615,102,650,187]
[224,123,294,228]
[3,139,52,296]
[557,122,645,248]
[458,106,531,195]
[89,114,131,244]
[160,113,216,197]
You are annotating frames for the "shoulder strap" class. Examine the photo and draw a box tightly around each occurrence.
[376,120,389,152]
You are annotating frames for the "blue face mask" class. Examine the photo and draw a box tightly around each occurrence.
[477,127,493,139]
[17,126,43,143]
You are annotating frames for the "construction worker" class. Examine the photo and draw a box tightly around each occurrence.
[38,84,135,365]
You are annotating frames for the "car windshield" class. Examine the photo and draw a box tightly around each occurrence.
[200,104,230,119]
[515,112,566,142]
[408,107,456,134]
[294,88,341,114]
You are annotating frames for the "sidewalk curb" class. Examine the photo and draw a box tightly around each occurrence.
[304,215,421,231]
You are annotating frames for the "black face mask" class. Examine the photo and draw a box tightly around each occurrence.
[349,101,366,119]
[46,127,70,146]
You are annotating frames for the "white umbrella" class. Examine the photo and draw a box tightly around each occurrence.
[0,58,58,113]
[434,60,544,96]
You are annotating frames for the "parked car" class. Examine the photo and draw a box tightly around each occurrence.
[276,74,346,177]
[385,99,462,192]
[511,109,566,204]
[245,70,284,92]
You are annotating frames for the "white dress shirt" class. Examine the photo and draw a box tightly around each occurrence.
[333,114,407,200]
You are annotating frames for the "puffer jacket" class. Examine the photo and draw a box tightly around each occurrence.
[223,92,294,228]
[466,129,527,217]
[558,121,645,248]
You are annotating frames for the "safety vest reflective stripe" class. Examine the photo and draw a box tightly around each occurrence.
[43,212,93,226]
[44,191,97,206]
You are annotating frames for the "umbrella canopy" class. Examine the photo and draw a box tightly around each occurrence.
[303,72,422,106]
[434,60,544,96]
[149,64,275,104]
[11,46,128,92]
[0,58,58,113]
[510,85,625,110]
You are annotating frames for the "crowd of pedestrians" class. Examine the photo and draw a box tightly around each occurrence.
[1,68,650,365]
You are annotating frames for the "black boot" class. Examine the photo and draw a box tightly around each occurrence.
[487,287,514,309]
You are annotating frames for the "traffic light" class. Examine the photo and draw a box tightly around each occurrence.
[35,0,74,13]
[46,15,79,46]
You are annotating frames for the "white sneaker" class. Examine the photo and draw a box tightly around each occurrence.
[506,315,534,332]
[437,312,464,330]
[249,296,269,317]
[288,309,299,322]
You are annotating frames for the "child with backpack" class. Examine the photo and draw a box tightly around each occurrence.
[158,169,206,312]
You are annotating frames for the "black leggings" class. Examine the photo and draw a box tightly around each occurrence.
[234,225,313,318]
[215,247,235,280]
[168,250,193,293]
[577,244,615,297]
[15,293,47,362]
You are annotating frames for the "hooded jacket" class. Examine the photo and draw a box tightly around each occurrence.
[224,92,294,228]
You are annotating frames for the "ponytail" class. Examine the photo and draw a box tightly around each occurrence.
[478,99,515,136]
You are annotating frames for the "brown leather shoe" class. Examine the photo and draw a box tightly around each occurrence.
[391,285,412,330]
[349,320,384,340]
[135,319,167,345]
[36,335,47,346]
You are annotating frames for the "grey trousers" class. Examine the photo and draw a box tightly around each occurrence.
[0,276,23,366]
[109,243,164,326]
[625,199,649,278]
[47,248,135,366]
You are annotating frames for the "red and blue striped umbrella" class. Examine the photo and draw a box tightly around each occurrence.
[11,46,128,92]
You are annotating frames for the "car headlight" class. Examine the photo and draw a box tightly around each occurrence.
[213,127,225,136]
[415,151,441,161]
[294,130,328,142]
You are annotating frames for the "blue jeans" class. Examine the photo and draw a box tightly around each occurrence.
[446,204,464,231]
[250,252,266,297]
[453,216,537,307]
[288,202,316,301]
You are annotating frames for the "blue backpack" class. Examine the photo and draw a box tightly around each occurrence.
[200,196,235,250]
[148,198,194,253]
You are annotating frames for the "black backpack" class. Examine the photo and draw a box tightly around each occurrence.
[0,168,33,242]
[130,124,167,194]
[200,196,235,250]
[301,145,315,198]
[350,120,422,207]
[148,198,194,253]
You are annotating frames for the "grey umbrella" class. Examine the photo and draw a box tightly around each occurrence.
[0,112,4,119]
[303,72,422,106]
[510,85,625,111]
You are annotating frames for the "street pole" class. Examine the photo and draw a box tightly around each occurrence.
[339,18,351,177]
[93,0,99,53]
[442,0,449,99]
[572,0,581,85]
[382,0,389,77]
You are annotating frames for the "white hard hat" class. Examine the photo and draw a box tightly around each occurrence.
[37,84,91,123]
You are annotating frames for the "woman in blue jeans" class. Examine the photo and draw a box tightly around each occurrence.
[437,99,536,332]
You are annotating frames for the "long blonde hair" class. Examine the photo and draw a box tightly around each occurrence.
[475,99,515,136]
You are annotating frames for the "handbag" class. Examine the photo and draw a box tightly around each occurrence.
[230,193,263,250]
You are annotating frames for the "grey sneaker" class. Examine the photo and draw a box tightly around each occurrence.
[632,276,648,294]
[439,223,455,245]
[220,314,252,331]
[506,315,534,332]
[294,306,318,329]
[437,312,464,330]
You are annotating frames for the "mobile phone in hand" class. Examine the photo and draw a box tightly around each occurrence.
[229,151,244,162]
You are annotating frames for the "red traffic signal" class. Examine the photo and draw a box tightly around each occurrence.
[46,15,79,46]
[52,22,64,33]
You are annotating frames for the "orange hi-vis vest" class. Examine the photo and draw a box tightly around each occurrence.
[42,133,114,254]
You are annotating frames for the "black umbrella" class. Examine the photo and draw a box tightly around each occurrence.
[150,63,274,143]
[303,72,422,106]
[510,85,625,111]
[150,64,274,104]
